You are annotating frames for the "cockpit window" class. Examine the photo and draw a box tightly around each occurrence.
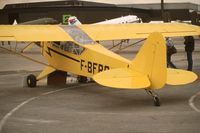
[59,25,95,45]
[52,41,84,55]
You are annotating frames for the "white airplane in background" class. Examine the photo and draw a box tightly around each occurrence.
[68,15,141,25]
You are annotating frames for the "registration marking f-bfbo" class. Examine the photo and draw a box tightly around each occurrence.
[80,59,109,74]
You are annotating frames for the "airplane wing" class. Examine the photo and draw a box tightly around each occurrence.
[0,25,73,41]
[79,23,200,40]
[0,23,199,42]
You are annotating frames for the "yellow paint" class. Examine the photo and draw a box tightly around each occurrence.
[93,68,150,89]
[79,23,200,40]
[0,25,73,41]
[167,68,198,85]
[0,23,199,41]
[131,32,166,89]
[93,32,167,89]
[36,66,56,80]
[42,42,130,78]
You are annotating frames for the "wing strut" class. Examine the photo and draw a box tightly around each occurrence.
[37,66,56,80]
[21,42,35,53]
[0,45,49,66]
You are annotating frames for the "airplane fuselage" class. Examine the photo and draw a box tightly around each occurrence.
[41,41,131,78]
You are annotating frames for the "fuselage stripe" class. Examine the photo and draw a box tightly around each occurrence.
[48,47,80,62]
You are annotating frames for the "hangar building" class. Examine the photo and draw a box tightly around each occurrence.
[0,0,199,25]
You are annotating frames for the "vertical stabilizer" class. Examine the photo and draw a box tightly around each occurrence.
[131,32,167,89]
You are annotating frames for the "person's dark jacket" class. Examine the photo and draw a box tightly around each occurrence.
[184,36,194,52]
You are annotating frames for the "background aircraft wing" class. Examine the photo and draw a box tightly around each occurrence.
[79,23,200,41]
[0,25,73,41]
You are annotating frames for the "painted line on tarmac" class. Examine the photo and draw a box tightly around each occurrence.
[0,84,92,133]
[12,117,61,124]
[0,97,37,132]
[189,91,200,113]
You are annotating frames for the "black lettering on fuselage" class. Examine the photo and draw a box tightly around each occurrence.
[81,59,85,70]
[104,66,110,71]
[81,59,110,74]
[98,64,104,72]
[93,63,97,74]
[88,61,92,73]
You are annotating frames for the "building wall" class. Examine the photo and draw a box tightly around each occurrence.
[0,1,199,25]
[0,7,135,24]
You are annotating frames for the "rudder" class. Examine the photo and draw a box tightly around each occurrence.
[131,32,167,89]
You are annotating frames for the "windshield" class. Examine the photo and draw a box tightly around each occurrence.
[52,41,84,55]
[59,25,95,45]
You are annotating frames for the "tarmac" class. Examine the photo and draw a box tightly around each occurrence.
[0,38,200,133]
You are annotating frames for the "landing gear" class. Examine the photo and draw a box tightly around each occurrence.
[27,74,37,87]
[145,89,160,106]
[153,96,160,106]
[77,76,88,83]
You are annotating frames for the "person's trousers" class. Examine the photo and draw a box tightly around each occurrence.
[186,52,193,71]
[167,54,176,68]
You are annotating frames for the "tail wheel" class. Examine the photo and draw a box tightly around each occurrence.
[27,74,37,87]
[154,96,161,106]
[77,76,88,83]
[145,89,161,107]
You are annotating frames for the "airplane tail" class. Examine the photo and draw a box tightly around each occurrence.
[131,32,197,89]
[93,32,165,89]
[131,32,167,89]
[13,19,18,25]
[93,32,197,89]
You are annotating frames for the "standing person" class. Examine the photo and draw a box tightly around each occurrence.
[184,36,195,71]
[166,37,177,68]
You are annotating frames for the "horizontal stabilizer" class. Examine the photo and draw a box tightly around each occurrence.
[167,68,198,85]
[93,68,150,89]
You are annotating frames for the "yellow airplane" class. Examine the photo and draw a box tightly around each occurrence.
[0,23,200,106]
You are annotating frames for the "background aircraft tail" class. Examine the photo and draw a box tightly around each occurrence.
[68,16,82,25]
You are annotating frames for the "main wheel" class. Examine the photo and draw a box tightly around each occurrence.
[77,76,88,83]
[153,96,160,106]
[27,74,37,87]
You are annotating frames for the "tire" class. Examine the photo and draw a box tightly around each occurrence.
[77,76,88,83]
[27,74,37,87]
[154,97,161,106]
